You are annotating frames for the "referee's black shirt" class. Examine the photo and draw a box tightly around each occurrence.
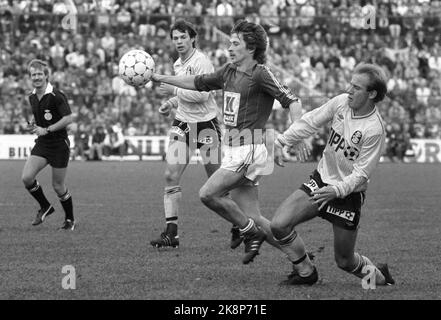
[28,83,72,143]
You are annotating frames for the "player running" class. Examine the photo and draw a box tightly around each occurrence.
[271,63,395,286]
[150,19,223,248]
[152,20,303,264]
[22,59,75,230]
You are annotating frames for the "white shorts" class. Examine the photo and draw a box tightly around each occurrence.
[221,144,268,184]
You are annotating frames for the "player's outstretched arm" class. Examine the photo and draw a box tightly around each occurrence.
[151,73,197,91]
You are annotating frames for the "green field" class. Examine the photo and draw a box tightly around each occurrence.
[1,160,440,300]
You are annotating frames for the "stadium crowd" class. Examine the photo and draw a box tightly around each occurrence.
[1,0,441,161]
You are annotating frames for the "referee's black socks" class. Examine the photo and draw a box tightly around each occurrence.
[59,190,74,221]
[26,180,51,210]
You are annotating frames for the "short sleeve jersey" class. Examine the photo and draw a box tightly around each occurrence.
[28,83,72,143]
[194,62,298,145]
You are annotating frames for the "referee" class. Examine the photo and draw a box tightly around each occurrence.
[21,59,75,230]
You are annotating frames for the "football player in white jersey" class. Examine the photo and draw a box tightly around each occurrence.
[150,20,222,249]
[271,63,395,286]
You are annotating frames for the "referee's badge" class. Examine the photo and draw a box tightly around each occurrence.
[44,110,53,121]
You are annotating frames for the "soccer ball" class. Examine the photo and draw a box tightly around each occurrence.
[344,145,360,161]
[119,49,155,87]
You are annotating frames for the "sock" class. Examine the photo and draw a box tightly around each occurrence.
[239,218,257,236]
[276,229,314,277]
[26,180,51,209]
[164,186,181,236]
[349,253,386,285]
[59,189,74,221]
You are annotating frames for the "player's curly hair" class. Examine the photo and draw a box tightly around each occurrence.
[354,63,388,103]
[27,59,50,77]
[231,20,268,64]
[169,19,198,48]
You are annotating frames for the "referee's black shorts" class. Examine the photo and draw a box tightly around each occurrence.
[31,139,71,168]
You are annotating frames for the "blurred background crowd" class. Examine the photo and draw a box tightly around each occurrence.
[1,0,441,161]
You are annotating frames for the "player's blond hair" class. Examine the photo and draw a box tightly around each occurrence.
[354,63,387,103]
[28,59,50,77]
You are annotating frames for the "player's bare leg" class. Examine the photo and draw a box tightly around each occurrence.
[202,147,242,248]
[22,156,54,226]
[52,167,74,230]
[271,189,318,284]
[151,140,190,248]
[199,168,266,264]
[333,225,394,285]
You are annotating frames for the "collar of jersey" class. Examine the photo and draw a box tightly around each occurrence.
[351,106,377,119]
[32,82,54,96]
[177,48,197,66]
[233,61,257,76]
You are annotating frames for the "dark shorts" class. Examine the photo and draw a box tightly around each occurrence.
[31,139,70,168]
[300,170,365,230]
[170,117,221,150]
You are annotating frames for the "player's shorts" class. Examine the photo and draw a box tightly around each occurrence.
[221,143,268,185]
[300,170,365,231]
[31,139,70,168]
[169,117,221,150]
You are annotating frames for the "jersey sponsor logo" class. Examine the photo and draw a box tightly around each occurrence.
[326,205,355,221]
[344,145,360,161]
[223,91,240,127]
[351,130,362,144]
[304,178,319,192]
[44,110,53,121]
[328,127,361,161]
[328,127,345,152]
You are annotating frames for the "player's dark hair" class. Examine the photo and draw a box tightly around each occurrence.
[28,59,50,77]
[231,20,268,64]
[354,63,388,103]
[169,19,198,48]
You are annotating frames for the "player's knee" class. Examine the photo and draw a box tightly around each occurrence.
[270,219,289,239]
[22,173,34,187]
[199,186,215,206]
[164,170,180,185]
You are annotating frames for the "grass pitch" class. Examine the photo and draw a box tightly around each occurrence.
[1,160,440,300]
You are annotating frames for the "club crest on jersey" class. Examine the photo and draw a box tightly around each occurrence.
[351,131,362,144]
[44,110,52,121]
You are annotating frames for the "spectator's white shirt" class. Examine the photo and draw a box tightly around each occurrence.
[53,2,68,15]
[65,51,85,68]
[50,43,65,59]
[387,77,408,91]
[279,94,386,198]
[216,2,233,16]
[172,49,218,123]
[429,55,441,72]
[416,86,431,105]
[340,56,356,71]
[101,35,116,52]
